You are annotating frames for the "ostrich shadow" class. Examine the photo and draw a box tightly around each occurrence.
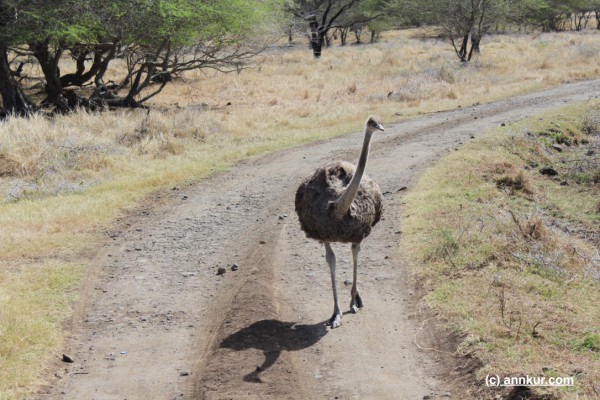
[220,319,328,383]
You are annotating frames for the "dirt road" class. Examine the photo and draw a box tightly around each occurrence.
[42,79,600,399]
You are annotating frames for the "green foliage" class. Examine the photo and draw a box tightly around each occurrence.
[6,1,98,45]
[359,0,394,33]
[3,0,283,50]
[94,0,283,48]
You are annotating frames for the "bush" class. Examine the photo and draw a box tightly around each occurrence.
[581,106,600,136]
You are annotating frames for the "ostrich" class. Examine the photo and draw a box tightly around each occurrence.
[295,116,384,328]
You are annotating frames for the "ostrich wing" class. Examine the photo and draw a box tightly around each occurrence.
[295,161,382,243]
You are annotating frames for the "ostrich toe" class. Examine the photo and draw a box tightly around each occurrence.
[350,291,363,313]
[327,312,342,328]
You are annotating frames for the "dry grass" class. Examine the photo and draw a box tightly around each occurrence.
[0,263,82,399]
[401,101,600,399]
[1,28,600,398]
[151,29,600,120]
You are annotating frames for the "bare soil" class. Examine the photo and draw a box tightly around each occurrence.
[39,79,600,400]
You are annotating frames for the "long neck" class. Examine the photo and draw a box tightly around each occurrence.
[334,129,373,217]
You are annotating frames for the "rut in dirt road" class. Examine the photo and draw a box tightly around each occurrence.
[43,79,600,400]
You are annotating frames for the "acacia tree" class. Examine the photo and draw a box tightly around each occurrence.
[330,7,365,45]
[565,0,600,30]
[0,0,283,115]
[108,0,281,107]
[434,0,515,62]
[389,0,513,62]
[0,1,37,115]
[360,0,394,42]
[286,0,362,57]
[328,0,386,45]
[445,0,489,61]
[506,0,600,32]
[514,0,573,31]
[0,0,105,109]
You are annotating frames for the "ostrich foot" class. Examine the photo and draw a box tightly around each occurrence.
[350,292,363,313]
[327,312,342,328]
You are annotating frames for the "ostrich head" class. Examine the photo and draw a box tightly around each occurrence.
[366,116,384,134]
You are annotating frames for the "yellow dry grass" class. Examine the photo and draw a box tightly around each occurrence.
[154,28,600,116]
[1,28,600,398]
[401,102,600,399]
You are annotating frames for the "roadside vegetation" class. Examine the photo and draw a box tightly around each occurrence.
[402,101,600,399]
[1,24,600,398]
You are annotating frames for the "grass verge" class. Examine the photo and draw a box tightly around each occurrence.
[401,101,600,398]
[0,263,82,399]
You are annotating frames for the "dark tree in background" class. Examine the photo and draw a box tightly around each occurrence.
[389,0,514,62]
[286,0,361,57]
[518,0,600,31]
[361,0,394,42]
[439,0,506,62]
[286,0,389,55]
[0,1,36,115]
[328,0,388,45]
[387,0,600,62]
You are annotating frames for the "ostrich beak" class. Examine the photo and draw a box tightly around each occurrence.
[376,123,384,131]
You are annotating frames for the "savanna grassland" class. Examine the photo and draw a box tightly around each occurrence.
[1,28,600,398]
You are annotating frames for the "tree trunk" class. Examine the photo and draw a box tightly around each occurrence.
[469,33,480,59]
[370,30,379,43]
[313,35,324,57]
[340,27,348,46]
[458,34,469,62]
[574,12,588,31]
[467,40,476,61]
[60,49,102,87]
[31,40,64,105]
[352,24,362,44]
[0,41,36,116]
[310,30,325,58]
[308,19,326,58]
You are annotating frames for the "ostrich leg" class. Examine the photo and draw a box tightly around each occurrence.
[325,242,342,328]
[350,242,363,313]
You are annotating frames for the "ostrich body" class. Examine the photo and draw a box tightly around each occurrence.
[295,117,384,328]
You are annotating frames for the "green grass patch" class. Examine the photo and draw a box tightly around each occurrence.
[573,333,600,353]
